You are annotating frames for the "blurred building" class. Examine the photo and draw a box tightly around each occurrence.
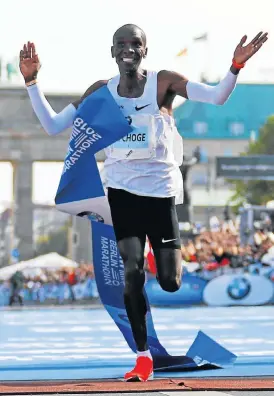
[0,86,96,263]
[174,83,274,222]
[1,83,274,262]
[0,205,70,268]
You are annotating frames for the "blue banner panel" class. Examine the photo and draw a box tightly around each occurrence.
[92,221,236,370]
[204,274,274,306]
[145,275,207,305]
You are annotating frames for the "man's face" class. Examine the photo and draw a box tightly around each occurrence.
[111,26,147,74]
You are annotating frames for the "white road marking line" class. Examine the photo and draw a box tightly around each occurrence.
[161,391,231,395]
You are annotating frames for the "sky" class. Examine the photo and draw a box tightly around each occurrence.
[1,0,274,209]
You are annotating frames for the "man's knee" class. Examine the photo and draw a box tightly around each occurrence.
[118,238,144,267]
[118,237,146,295]
[124,262,145,295]
[159,274,181,292]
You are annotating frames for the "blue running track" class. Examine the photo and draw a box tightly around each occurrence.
[0,306,274,380]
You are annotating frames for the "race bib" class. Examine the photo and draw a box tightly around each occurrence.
[109,114,156,160]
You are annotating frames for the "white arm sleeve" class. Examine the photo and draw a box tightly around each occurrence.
[186,70,238,105]
[27,83,77,135]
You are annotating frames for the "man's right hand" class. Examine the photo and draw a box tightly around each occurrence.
[19,42,41,83]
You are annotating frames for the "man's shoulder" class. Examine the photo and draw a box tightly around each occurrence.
[157,70,173,78]
[157,69,186,82]
[83,79,109,96]
[157,70,188,97]
[72,79,109,108]
[156,70,177,89]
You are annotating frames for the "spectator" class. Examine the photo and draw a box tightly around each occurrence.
[9,271,24,306]
[67,269,77,301]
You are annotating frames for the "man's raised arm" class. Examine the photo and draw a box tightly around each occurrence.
[20,42,106,135]
[165,31,268,105]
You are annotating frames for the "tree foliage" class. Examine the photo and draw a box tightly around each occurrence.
[228,115,274,208]
[35,222,70,257]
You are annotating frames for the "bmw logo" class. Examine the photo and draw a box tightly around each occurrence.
[227,277,251,300]
[77,211,104,223]
[88,212,104,223]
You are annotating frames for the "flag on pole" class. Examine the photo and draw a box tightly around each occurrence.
[176,48,188,57]
[193,33,208,41]
[147,240,156,275]
[6,58,19,81]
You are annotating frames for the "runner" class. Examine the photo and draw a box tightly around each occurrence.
[19,24,268,381]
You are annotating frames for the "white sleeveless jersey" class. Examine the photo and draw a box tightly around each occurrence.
[104,70,184,203]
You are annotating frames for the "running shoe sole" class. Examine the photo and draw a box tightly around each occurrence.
[124,372,154,382]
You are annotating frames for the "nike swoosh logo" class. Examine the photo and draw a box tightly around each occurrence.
[162,238,177,243]
[135,104,151,111]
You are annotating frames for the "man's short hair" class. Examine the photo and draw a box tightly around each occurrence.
[113,24,147,46]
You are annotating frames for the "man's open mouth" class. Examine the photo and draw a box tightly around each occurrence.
[121,58,135,63]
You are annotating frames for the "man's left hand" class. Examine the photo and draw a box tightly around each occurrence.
[233,31,268,64]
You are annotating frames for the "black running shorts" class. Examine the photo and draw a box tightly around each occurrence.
[107,187,181,250]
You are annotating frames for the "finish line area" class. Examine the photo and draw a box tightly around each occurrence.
[0,306,274,394]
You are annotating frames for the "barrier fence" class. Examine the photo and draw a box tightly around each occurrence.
[1,266,273,307]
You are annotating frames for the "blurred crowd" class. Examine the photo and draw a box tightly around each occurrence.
[2,213,274,306]
[178,217,274,277]
[1,263,96,306]
[23,263,95,287]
